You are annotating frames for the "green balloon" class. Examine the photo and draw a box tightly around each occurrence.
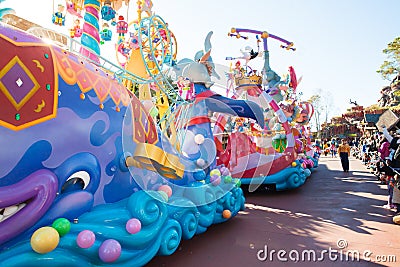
[52,218,71,237]
[234,178,242,188]
[224,175,232,184]
[149,107,159,117]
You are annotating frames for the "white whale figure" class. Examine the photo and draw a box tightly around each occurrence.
[182,49,214,88]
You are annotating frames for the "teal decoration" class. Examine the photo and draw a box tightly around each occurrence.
[0,189,245,266]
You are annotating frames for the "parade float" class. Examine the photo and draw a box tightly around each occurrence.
[211,28,318,192]
[0,1,245,266]
[0,0,317,265]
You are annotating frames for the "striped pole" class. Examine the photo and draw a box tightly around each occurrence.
[80,0,100,62]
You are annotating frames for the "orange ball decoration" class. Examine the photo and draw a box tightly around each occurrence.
[261,31,269,39]
[222,209,231,219]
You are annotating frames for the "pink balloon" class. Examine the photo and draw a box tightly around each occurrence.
[76,230,95,249]
[220,167,230,176]
[158,185,172,197]
[210,174,221,186]
[126,218,142,234]
[98,239,121,263]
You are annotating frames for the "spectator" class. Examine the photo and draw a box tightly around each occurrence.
[323,142,329,157]
[392,175,400,214]
[338,139,351,172]
[361,140,369,164]
[381,126,400,209]
[330,142,337,158]
[378,135,391,160]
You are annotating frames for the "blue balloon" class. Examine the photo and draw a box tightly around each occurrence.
[193,170,206,181]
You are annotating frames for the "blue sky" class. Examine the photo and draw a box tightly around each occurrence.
[5,0,400,120]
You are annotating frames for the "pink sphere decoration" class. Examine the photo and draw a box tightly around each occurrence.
[98,239,121,263]
[158,185,172,197]
[126,218,142,234]
[76,230,95,249]
[220,167,230,176]
[210,174,221,186]
[196,158,206,167]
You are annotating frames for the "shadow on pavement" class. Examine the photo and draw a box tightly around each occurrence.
[147,157,398,266]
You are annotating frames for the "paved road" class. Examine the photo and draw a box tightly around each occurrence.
[147,156,400,267]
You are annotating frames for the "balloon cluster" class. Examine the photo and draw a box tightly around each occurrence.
[209,168,222,186]
[30,218,71,254]
[209,166,238,220]
[75,216,142,263]
[30,216,143,263]
[299,157,314,169]
[209,165,241,188]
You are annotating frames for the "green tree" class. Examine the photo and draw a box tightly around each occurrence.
[377,37,400,81]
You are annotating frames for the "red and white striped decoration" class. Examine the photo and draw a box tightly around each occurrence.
[213,87,296,178]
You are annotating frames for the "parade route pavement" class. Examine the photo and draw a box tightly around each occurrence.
[147,156,400,267]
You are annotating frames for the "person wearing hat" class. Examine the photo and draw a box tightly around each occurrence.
[338,139,351,172]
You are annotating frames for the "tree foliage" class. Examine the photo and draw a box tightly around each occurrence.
[377,37,400,81]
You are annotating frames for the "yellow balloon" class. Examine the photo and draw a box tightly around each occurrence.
[291,162,297,167]
[31,227,60,254]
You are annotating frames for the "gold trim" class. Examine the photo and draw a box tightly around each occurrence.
[126,143,185,179]
[0,56,40,110]
[0,42,58,131]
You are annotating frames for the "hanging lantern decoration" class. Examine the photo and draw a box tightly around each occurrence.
[70,18,83,38]
[100,22,112,44]
[116,15,128,44]
[52,4,66,26]
[66,0,83,18]
[101,0,116,21]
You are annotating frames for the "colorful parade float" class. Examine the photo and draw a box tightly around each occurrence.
[211,28,319,192]
[0,0,317,266]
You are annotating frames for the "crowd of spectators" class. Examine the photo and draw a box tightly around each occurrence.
[315,129,400,216]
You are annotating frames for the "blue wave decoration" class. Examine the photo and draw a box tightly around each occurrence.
[0,185,245,266]
[239,161,308,191]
